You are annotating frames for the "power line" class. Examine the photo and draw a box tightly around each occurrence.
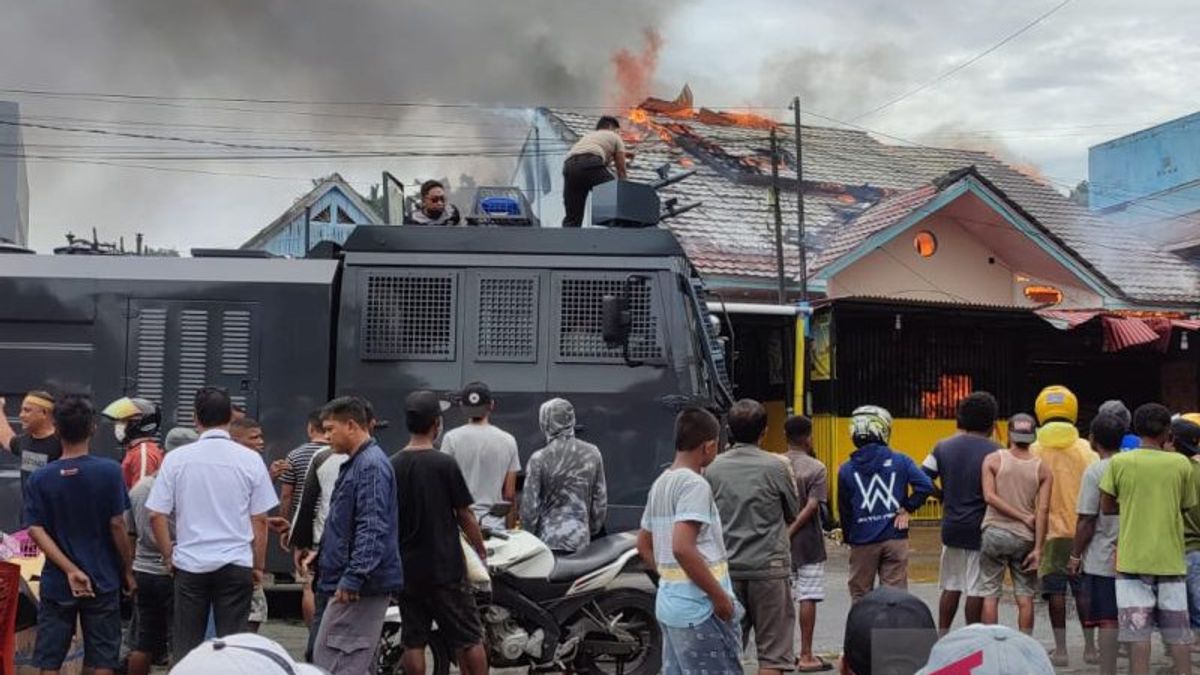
[850,0,1074,122]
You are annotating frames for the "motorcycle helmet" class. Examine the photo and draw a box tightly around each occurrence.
[102,396,162,445]
[850,405,893,447]
[1035,385,1078,425]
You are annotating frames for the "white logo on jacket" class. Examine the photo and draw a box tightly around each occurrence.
[854,472,900,512]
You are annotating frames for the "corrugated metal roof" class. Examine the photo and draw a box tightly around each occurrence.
[543,108,1200,305]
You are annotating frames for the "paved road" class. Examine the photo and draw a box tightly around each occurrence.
[249,527,1189,674]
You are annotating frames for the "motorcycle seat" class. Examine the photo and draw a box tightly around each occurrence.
[548,532,634,582]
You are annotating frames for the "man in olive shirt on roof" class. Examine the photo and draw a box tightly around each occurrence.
[706,399,800,675]
[561,116,628,227]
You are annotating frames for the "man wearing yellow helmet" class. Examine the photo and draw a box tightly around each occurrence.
[1030,385,1099,667]
[101,397,164,491]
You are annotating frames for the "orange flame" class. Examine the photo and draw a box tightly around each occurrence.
[610,29,663,110]
[920,374,972,419]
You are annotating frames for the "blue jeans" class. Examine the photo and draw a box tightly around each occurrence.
[1185,551,1200,629]
[661,613,743,675]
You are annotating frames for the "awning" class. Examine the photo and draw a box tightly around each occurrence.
[1036,309,1100,330]
[1035,309,1200,352]
[1102,316,1160,352]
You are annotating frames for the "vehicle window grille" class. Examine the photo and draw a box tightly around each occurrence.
[478,277,537,362]
[362,272,457,360]
[558,277,662,361]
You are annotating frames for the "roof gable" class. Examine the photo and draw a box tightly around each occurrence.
[242,174,381,250]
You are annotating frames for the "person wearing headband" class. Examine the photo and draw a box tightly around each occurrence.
[1,390,64,525]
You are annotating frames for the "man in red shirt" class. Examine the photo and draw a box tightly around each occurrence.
[102,397,164,490]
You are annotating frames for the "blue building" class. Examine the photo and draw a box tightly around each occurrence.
[241,173,381,256]
[1089,111,1200,248]
[0,101,30,246]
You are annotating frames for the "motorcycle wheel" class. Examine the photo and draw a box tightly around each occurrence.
[376,622,451,675]
[573,589,661,675]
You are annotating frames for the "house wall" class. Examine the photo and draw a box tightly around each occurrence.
[259,189,374,257]
[0,101,29,246]
[826,212,1103,308]
[1089,110,1200,212]
[512,113,573,228]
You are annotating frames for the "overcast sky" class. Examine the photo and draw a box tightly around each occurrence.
[3,0,1199,252]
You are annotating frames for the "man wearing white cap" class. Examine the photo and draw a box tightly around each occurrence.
[917,624,1054,674]
[170,633,328,674]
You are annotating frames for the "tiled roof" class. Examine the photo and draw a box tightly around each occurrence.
[811,183,940,272]
[543,108,1200,305]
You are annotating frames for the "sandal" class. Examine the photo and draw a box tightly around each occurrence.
[797,656,834,672]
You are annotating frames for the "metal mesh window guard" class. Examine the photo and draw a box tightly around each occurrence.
[557,277,662,361]
[362,272,457,360]
[478,277,538,361]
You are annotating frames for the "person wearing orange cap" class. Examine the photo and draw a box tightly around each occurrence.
[1030,385,1098,668]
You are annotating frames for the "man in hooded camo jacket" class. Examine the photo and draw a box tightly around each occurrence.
[519,398,607,553]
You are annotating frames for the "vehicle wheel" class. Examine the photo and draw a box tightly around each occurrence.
[376,622,451,675]
[573,589,661,675]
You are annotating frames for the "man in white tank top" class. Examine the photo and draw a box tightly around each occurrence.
[973,413,1053,634]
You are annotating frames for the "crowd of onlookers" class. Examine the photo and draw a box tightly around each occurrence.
[639,385,1200,675]
[7,379,1200,675]
[0,382,608,675]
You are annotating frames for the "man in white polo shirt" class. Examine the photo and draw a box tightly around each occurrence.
[146,386,278,662]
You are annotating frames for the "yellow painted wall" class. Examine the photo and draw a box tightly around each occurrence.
[812,415,1008,521]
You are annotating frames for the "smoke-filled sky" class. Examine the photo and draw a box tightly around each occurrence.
[3,0,1199,252]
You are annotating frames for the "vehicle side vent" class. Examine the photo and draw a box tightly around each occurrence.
[362,271,457,361]
[220,310,253,375]
[478,276,538,362]
[134,308,168,406]
[558,276,662,362]
[176,309,210,426]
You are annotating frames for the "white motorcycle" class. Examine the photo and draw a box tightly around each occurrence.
[376,527,659,675]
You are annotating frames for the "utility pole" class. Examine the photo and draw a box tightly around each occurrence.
[791,96,808,301]
[769,127,786,305]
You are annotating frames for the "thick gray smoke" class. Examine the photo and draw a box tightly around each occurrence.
[0,0,683,249]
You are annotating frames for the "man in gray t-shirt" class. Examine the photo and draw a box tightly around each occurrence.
[1068,414,1123,674]
[442,383,520,530]
[126,474,175,673]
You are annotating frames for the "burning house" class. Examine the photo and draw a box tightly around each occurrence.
[517,88,1200,515]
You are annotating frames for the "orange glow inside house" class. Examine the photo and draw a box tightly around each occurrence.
[921,374,973,419]
[1024,285,1063,305]
[914,230,938,257]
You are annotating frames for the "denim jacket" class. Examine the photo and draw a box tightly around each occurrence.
[317,440,404,595]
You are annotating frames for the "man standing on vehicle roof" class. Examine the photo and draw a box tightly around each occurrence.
[561,116,628,227]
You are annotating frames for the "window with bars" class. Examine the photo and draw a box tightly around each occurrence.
[556,276,662,362]
[477,276,538,362]
[361,272,457,360]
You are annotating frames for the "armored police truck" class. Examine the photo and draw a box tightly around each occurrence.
[0,224,732,568]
